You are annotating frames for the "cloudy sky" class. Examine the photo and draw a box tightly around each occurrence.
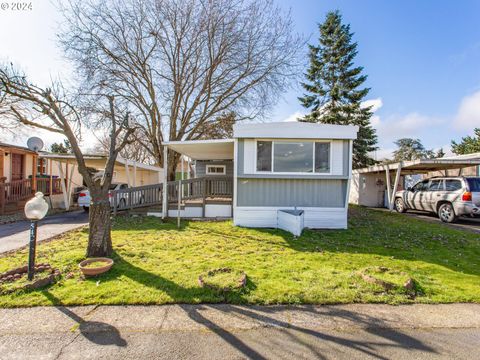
[1,0,479,159]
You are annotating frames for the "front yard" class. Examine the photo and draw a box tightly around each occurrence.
[0,206,479,307]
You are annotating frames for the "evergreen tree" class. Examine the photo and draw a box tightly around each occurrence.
[50,140,72,154]
[451,128,480,154]
[299,11,377,168]
[392,138,435,161]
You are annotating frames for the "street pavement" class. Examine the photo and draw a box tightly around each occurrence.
[0,303,479,359]
[0,210,88,254]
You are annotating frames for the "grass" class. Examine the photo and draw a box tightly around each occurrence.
[0,206,479,307]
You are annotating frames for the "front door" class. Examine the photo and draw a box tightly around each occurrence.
[11,154,24,181]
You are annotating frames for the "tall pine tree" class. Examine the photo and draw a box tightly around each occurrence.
[299,11,377,168]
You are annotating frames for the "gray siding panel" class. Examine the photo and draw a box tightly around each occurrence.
[196,160,234,177]
[237,139,244,175]
[237,178,347,207]
[343,140,350,176]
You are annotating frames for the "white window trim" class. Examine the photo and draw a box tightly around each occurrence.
[254,139,333,175]
[206,164,226,175]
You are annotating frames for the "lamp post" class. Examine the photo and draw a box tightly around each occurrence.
[24,192,49,281]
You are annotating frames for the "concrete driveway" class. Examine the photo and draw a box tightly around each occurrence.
[0,210,89,254]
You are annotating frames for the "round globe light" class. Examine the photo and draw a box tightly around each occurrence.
[24,192,49,220]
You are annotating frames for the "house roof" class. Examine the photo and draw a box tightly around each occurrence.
[0,141,37,154]
[233,122,359,140]
[165,139,234,160]
[354,158,480,175]
[39,153,163,173]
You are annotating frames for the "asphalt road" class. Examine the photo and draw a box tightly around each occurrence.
[0,210,89,254]
[0,304,479,359]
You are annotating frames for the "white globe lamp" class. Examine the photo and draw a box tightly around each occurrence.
[24,192,49,280]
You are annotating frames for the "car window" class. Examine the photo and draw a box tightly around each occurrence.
[109,184,118,190]
[412,181,428,191]
[428,180,444,191]
[466,178,480,192]
[445,180,462,191]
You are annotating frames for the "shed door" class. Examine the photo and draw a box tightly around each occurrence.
[11,154,24,181]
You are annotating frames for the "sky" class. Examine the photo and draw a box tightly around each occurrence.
[1,0,480,159]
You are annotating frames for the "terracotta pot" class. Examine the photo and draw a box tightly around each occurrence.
[79,258,114,276]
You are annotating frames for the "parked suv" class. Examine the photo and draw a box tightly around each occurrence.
[394,177,480,223]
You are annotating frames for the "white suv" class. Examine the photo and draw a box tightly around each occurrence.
[394,177,480,223]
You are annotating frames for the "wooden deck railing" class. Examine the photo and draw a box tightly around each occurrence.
[0,177,66,214]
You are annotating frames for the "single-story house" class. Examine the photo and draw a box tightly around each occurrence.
[162,122,358,232]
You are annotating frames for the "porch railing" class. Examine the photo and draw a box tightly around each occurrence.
[111,183,163,214]
[0,177,66,214]
[0,179,34,214]
[36,178,63,196]
[167,176,233,203]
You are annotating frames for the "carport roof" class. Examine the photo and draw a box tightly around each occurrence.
[354,158,480,175]
[39,153,163,172]
[165,139,234,160]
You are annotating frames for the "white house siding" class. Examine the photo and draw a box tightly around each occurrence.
[234,207,347,229]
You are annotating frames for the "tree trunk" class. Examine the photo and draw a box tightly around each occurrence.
[87,197,113,257]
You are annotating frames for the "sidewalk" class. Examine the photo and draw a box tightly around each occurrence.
[0,210,88,254]
[0,303,479,359]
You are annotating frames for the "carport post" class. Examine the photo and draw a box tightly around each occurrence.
[162,145,168,219]
[57,161,69,210]
[385,164,391,208]
[390,162,403,211]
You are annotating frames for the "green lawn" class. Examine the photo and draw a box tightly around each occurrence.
[0,206,479,307]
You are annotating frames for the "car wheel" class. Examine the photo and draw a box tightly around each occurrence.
[395,198,407,213]
[83,206,89,213]
[438,203,456,223]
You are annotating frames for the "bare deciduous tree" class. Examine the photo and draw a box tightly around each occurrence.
[0,65,136,257]
[59,0,302,178]
[93,132,155,165]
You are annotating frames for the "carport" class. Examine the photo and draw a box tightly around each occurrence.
[350,158,480,210]
[39,154,163,210]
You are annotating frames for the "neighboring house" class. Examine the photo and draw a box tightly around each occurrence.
[0,142,164,214]
[163,122,358,231]
[0,142,41,214]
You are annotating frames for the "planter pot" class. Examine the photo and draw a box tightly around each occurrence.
[79,258,114,277]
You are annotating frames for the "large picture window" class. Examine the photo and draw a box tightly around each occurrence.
[274,141,313,173]
[256,140,331,174]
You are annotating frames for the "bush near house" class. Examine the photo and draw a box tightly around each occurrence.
[0,206,479,307]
